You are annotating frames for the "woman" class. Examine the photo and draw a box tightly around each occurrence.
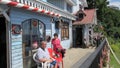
[51,33,66,58]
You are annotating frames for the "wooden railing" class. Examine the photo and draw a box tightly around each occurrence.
[10,0,76,20]
[79,39,110,68]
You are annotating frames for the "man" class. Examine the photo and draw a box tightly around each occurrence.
[36,41,57,68]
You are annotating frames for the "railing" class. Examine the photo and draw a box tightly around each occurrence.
[79,39,110,68]
[9,0,76,20]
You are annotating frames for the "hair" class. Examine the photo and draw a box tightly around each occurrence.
[46,35,51,42]
[38,41,44,47]
[54,33,58,37]
[40,41,46,45]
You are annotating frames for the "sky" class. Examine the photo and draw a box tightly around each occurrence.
[108,0,120,8]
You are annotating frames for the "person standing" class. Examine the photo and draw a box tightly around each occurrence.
[51,33,66,58]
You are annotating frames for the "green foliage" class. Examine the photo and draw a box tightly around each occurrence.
[86,0,96,9]
[111,44,119,52]
[111,42,120,60]
[87,0,120,38]
[110,44,120,68]
[110,54,120,68]
[108,37,120,67]
[87,0,120,67]
[107,37,115,44]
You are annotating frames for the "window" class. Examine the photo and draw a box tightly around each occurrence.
[61,22,69,40]
[79,13,84,18]
[67,3,72,13]
[22,19,45,68]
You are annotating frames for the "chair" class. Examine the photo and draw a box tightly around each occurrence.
[33,53,50,68]
[48,48,64,68]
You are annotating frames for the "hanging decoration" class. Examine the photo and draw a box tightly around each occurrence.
[12,24,21,34]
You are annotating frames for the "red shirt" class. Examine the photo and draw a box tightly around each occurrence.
[51,38,62,53]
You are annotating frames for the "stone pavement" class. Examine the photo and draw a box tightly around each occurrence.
[62,47,95,68]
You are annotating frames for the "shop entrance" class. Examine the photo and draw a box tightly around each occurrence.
[0,16,7,68]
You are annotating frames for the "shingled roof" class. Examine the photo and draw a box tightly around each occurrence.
[73,9,96,25]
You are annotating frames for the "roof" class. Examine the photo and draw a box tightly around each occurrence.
[73,9,96,25]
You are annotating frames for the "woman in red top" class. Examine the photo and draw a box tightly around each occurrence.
[51,33,66,58]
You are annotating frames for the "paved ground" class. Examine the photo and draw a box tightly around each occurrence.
[62,47,95,68]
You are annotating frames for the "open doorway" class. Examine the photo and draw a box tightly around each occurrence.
[75,28,83,47]
[0,16,7,68]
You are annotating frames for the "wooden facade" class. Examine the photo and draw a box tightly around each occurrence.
[0,0,76,68]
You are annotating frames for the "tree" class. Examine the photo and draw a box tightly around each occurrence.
[86,0,120,38]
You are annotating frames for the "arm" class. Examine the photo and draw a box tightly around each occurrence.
[39,58,53,63]
[38,58,49,62]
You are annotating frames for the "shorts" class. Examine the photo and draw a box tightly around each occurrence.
[50,60,56,65]
[50,60,57,67]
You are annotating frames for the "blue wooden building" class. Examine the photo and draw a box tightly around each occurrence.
[0,0,76,68]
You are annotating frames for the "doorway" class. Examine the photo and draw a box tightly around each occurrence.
[75,28,83,47]
[22,19,45,68]
[0,17,7,68]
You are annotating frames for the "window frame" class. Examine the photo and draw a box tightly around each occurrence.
[61,21,69,40]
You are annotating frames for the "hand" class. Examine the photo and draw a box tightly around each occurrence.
[47,59,53,63]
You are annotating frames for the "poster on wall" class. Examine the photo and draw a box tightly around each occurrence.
[11,24,23,68]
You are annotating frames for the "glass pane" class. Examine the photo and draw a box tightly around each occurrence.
[38,21,45,42]
[22,20,31,57]
[22,20,32,68]
[61,28,64,39]
[61,22,69,40]
[65,29,67,38]
[63,29,65,38]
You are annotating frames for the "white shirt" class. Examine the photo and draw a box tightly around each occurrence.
[36,47,50,61]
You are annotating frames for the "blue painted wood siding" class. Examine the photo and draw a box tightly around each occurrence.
[10,7,73,49]
[10,8,51,29]
[10,7,52,68]
[11,34,23,68]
